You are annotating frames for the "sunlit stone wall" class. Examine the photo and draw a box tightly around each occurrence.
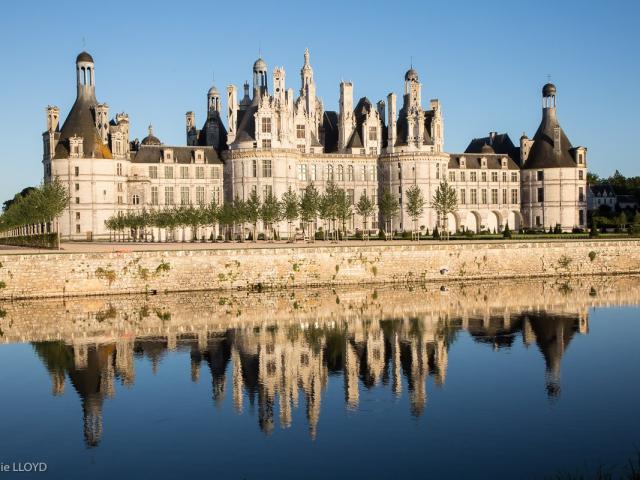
[1,240,640,299]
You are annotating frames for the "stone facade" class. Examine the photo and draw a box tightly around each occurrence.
[43,51,588,240]
[2,240,640,299]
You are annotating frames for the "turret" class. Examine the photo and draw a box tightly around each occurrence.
[95,103,109,145]
[387,92,397,150]
[253,57,268,97]
[227,85,238,143]
[76,51,96,100]
[186,111,197,146]
[338,81,354,151]
[208,85,221,118]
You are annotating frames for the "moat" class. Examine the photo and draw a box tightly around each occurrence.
[0,276,639,479]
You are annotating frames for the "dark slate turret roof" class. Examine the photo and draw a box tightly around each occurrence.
[130,145,222,164]
[464,133,519,162]
[523,107,577,169]
[321,111,339,153]
[76,51,94,63]
[54,95,112,159]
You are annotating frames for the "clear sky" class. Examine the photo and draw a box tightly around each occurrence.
[0,0,638,198]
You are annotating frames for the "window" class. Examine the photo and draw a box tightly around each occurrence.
[117,196,122,205]
[196,186,205,205]
[470,189,477,204]
[327,164,334,181]
[579,170,584,180]
[196,166,204,179]
[460,189,466,205]
[298,164,308,181]
[502,171,507,182]
[310,164,317,181]
[370,165,377,181]
[212,186,221,204]
[117,183,123,192]
[347,165,354,181]
[460,171,466,181]
[76,224,81,234]
[149,166,158,179]
[449,171,455,182]
[361,165,368,181]
[481,171,487,182]
[211,166,220,179]
[436,163,440,179]
[579,209,585,226]
[262,159,272,177]
[537,170,544,181]
[75,212,80,220]
[261,117,272,133]
[536,216,541,227]
[116,163,122,176]
[537,187,544,202]
[75,183,80,191]
[502,188,507,204]
[261,139,271,148]
[181,187,190,205]
[252,159,257,178]
[262,185,273,198]
[347,189,355,205]
[368,126,377,141]
[74,166,79,176]
[337,165,344,181]
[491,189,498,204]
[579,187,584,202]
[491,171,498,182]
[298,145,305,153]
[511,189,518,204]
[369,147,377,155]
[372,192,377,205]
[165,186,174,205]
[481,189,487,204]
[151,186,158,205]
[165,166,173,179]
[180,166,189,179]
[132,194,140,205]
[296,124,305,139]
[470,171,477,182]
[511,172,518,182]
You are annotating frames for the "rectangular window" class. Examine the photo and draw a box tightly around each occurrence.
[196,166,204,179]
[337,165,344,181]
[181,186,190,205]
[491,189,498,204]
[460,189,466,205]
[347,189,355,205]
[579,170,584,180]
[298,164,308,181]
[511,172,518,182]
[361,165,368,181]
[460,171,466,182]
[511,188,518,204]
[296,124,305,139]
[537,170,544,181]
[211,166,220,179]
[117,183,123,192]
[492,172,498,182]
[151,186,159,205]
[347,165,354,181]
[117,196,122,205]
[470,171,477,182]
[470,189,477,204]
[212,186,221,204]
[310,164,317,181]
[75,212,81,220]
[196,186,205,205]
[449,171,455,182]
[116,163,122,176]
[579,187,584,202]
[165,166,173,179]
[327,165,334,181]
[481,171,487,182]
[368,126,377,141]
[502,171,507,182]
[75,183,79,191]
[252,159,257,178]
[165,186,174,205]
[76,224,81,234]
[261,139,271,148]
[149,166,158,179]
[180,166,189,179]
[370,165,376,181]
[74,166,79,176]
[537,187,544,202]
[502,188,507,205]
[262,159,272,178]
[262,185,273,198]
[372,192,377,205]
[436,163,440,179]
[261,117,271,133]
[579,209,585,226]
[481,189,487,204]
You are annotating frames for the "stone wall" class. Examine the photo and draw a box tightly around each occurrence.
[1,240,640,299]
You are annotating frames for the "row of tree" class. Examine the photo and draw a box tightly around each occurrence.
[105,180,459,242]
[0,178,70,245]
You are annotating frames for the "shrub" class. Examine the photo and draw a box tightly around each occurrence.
[503,223,512,239]
[0,233,58,249]
[402,230,411,239]
[588,251,597,262]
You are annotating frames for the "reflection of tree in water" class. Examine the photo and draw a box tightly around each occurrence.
[30,309,587,446]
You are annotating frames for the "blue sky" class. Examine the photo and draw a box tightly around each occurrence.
[0,0,638,198]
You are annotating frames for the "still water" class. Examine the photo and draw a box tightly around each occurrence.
[0,277,639,479]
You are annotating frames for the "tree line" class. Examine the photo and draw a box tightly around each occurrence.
[105,180,458,242]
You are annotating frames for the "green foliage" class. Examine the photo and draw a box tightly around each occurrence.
[405,184,425,238]
[0,233,58,249]
[503,222,512,239]
[355,192,375,239]
[261,191,281,241]
[378,188,399,239]
[431,179,457,240]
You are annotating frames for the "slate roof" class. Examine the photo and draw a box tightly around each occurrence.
[523,108,577,169]
[395,94,433,146]
[130,145,222,164]
[448,153,520,170]
[321,111,339,153]
[464,133,519,162]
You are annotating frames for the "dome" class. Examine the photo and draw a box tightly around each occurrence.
[141,125,161,146]
[481,143,495,154]
[76,51,94,63]
[208,85,219,96]
[542,83,557,97]
[253,57,267,71]
[405,68,419,82]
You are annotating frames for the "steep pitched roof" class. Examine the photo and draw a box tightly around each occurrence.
[54,94,112,159]
[321,111,339,153]
[524,108,577,169]
[130,145,222,164]
[465,133,519,162]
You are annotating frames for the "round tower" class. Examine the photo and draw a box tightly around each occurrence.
[208,85,220,117]
[76,51,96,99]
[253,57,268,96]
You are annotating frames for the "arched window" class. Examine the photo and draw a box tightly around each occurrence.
[132,194,140,205]
[337,165,344,181]
[327,164,334,181]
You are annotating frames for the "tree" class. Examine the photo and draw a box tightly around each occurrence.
[205,198,220,241]
[245,189,261,242]
[378,188,399,240]
[355,192,375,241]
[334,188,352,240]
[405,184,425,240]
[300,183,320,241]
[233,197,247,242]
[260,191,280,242]
[218,202,236,241]
[503,222,512,239]
[323,181,340,240]
[281,187,299,242]
[317,193,333,241]
[431,179,458,241]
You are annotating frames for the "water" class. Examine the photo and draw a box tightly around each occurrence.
[0,277,639,479]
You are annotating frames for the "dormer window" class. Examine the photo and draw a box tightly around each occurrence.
[481,158,487,168]
[460,157,466,168]
[501,158,508,169]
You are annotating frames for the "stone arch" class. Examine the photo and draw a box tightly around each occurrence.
[465,211,481,233]
[507,210,523,230]
[485,211,500,233]
[446,212,461,234]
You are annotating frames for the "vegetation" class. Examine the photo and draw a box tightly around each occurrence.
[378,188,399,240]
[405,185,425,240]
[355,192,375,241]
[431,179,457,241]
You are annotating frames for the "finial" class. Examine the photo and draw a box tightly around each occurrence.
[148,124,153,136]
[304,48,310,65]
[410,56,413,69]
[258,45,261,59]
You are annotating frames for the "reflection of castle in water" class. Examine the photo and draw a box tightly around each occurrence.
[30,309,587,446]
